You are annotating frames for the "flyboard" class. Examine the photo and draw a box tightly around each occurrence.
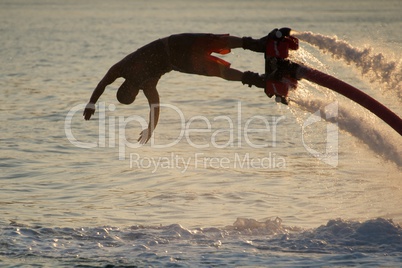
[264,28,402,136]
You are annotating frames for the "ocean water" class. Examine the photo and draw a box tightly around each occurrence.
[1,0,401,267]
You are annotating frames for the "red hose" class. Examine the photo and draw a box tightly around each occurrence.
[298,65,402,136]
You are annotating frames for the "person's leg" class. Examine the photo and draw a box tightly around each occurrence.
[188,34,266,88]
[220,34,266,53]
[190,46,265,88]
[222,68,264,88]
[242,36,266,53]
[199,59,264,88]
[241,71,265,88]
[223,35,243,49]
[192,54,241,81]
[221,67,243,81]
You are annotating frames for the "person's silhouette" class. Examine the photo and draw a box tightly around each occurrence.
[84,33,273,144]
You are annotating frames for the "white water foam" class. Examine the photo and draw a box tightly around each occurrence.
[1,217,401,266]
[286,33,402,166]
[288,71,402,167]
[291,94,402,166]
[294,31,402,101]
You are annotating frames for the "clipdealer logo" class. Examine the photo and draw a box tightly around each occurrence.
[64,101,286,159]
[64,101,339,169]
[302,101,338,167]
[128,152,286,173]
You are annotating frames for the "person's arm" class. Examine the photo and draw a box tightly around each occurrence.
[138,79,160,144]
[83,64,120,120]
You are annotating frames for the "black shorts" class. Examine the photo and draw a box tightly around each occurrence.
[168,33,231,77]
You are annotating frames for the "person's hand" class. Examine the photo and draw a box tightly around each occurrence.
[83,102,95,120]
[138,128,152,144]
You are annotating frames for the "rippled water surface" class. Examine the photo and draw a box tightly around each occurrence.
[1,0,401,266]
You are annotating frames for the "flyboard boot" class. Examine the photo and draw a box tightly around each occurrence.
[242,27,300,105]
[244,28,402,135]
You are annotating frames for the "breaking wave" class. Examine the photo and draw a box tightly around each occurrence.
[1,218,401,267]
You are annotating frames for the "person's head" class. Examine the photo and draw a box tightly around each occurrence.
[116,80,139,104]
